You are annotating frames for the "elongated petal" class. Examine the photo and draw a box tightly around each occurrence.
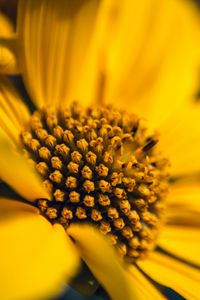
[0,76,30,127]
[158,225,200,267]
[166,181,200,226]
[0,212,79,300]
[128,264,166,300]
[0,198,39,217]
[166,210,200,227]
[17,0,101,108]
[0,36,19,74]
[0,100,21,145]
[0,13,18,74]
[137,251,200,300]
[0,128,49,201]
[0,13,14,36]
[102,0,200,125]
[16,0,200,113]
[159,103,200,176]
[68,224,146,300]
[0,76,30,144]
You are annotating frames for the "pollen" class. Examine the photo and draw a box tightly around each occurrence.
[21,102,169,262]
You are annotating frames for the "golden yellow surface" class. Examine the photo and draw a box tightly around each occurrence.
[0,0,199,299]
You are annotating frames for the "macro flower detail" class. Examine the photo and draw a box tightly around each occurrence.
[21,103,169,260]
[0,0,200,300]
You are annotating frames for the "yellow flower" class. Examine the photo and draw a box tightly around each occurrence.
[0,1,200,300]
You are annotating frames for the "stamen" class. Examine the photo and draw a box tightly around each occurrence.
[21,102,169,261]
[142,138,158,152]
[49,170,63,183]
[51,156,63,170]
[39,147,51,161]
[62,207,73,219]
[54,189,65,202]
[65,176,77,189]
[36,162,49,176]
[83,195,95,207]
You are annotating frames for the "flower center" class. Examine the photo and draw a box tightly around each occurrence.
[21,102,169,261]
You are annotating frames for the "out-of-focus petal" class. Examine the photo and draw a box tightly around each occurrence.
[102,0,200,126]
[158,225,200,267]
[0,36,19,74]
[68,224,148,300]
[17,0,101,108]
[0,12,14,36]
[0,13,18,74]
[0,128,49,201]
[0,76,30,126]
[0,197,39,217]
[158,103,200,176]
[0,212,79,300]
[137,251,200,300]
[166,180,200,226]
[128,264,166,300]
[0,76,30,144]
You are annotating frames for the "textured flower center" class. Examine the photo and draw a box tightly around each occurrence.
[21,102,169,261]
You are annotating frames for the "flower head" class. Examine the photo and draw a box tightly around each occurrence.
[21,102,169,261]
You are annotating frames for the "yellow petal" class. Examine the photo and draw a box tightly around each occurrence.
[0,36,19,74]
[17,0,101,108]
[128,264,166,300]
[0,13,18,74]
[0,198,39,218]
[0,75,31,145]
[0,100,21,145]
[0,128,49,201]
[159,103,200,176]
[68,224,146,300]
[137,251,200,300]
[166,210,200,227]
[0,12,14,36]
[0,213,79,300]
[158,225,200,267]
[166,181,200,226]
[0,76,30,128]
[102,0,199,126]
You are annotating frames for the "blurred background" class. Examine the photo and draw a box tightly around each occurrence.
[0,0,199,32]
[0,0,199,27]
[0,0,17,24]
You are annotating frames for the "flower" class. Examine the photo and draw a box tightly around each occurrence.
[0,1,200,300]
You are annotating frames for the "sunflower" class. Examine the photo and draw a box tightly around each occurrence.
[0,1,200,300]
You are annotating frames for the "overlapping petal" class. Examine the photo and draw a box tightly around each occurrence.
[100,0,200,126]
[17,0,101,108]
[0,12,14,36]
[158,225,200,267]
[127,264,166,300]
[166,180,200,226]
[16,0,200,116]
[0,12,18,74]
[158,102,200,176]
[0,128,49,201]
[0,76,30,144]
[0,210,79,300]
[68,224,165,300]
[137,251,200,300]
[0,198,39,217]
